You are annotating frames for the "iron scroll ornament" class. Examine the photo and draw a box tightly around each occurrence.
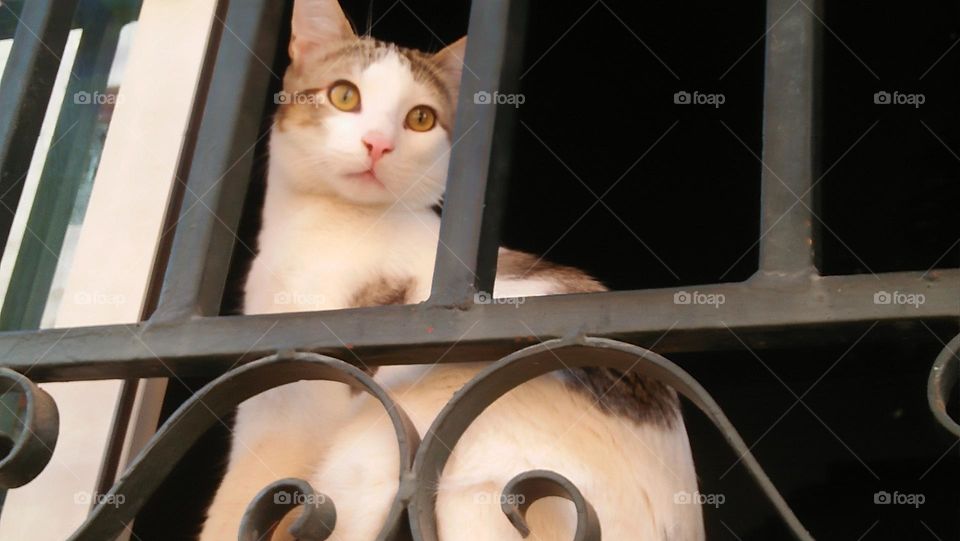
[0,367,59,488]
[500,469,602,541]
[928,333,960,437]
[61,339,821,540]
[67,351,420,541]
[239,477,337,541]
[408,336,815,541]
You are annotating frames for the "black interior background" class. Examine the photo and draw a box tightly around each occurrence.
[133,1,959,539]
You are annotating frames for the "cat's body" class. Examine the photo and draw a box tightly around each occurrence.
[200,1,704,539]
[317,361,702,540]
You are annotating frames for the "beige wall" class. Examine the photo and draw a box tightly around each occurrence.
[0,1,218,538]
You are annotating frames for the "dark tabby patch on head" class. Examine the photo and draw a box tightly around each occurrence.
[275,89,336,131]
[347,275,416,384]
[499,248,680,426]
[311,38,452,103]
[278,37,457,133]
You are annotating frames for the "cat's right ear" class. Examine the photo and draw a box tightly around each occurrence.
[290,0,356,63]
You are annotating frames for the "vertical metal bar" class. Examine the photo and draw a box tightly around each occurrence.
[756,0,819,276]
[96,0,228,497]
[91,377,137,503]
[428,0,529,307]
[150,0,285,321]
[0,0,79,253]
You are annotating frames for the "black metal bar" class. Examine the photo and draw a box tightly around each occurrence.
[91,378,137,504]
[150,0,285,321]
[0,270,955,382]
[141,0,229,321]
[756,0,819,276]
[94,0,231,501]
[0,0,78,254]
[428,0,529,307]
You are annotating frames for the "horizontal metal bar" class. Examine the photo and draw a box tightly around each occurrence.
[428,0,529,306]
[0,0,78,254]
[150,0,284,321]
[0,270,956,382]
[757,0,819,276]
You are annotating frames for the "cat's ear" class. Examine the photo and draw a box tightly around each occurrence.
[290,0,356,63]
[433,37,468,98]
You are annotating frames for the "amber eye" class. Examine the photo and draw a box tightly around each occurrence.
[405,105,437,132]
[328,80,360,111]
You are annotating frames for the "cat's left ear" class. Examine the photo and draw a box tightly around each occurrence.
[290,0,356,63]
[433,37,467,100]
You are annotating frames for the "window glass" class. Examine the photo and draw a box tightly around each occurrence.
[0,1,142,330]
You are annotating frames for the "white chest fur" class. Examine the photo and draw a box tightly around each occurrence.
[244,180,440,314]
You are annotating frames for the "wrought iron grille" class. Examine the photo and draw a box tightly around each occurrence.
[0,0,957,539]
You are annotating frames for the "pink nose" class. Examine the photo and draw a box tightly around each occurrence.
[362,131,394,165]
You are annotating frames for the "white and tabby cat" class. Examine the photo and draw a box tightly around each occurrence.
[200,0,704,539]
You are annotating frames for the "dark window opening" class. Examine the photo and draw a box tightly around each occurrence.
[680,329,959,539]
[818,0,960,275]
[503,0,766,289]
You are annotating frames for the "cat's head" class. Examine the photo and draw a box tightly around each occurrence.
[271,0,466,209]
